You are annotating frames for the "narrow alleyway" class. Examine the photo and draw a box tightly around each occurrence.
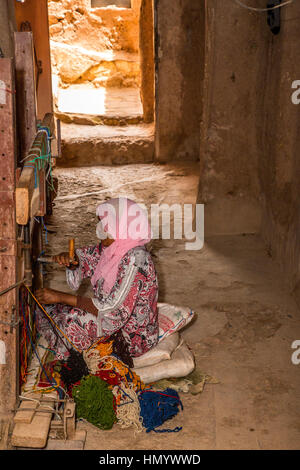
[42,162,300,450]
[1,0,300,454]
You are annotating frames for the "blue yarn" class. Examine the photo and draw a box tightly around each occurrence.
[138,388,183,433]
[41,216,48,244]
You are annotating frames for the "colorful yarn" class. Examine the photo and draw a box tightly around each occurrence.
[110,330,134,368]
[138,388,183,433]
[96,339,113,357]
[98,356,145,392]
[25,285,81,353]
[19,290,61,396]
[60,350,89,395]
[94,369,122,387]
[37,359,61,389]
[20,288,36,387]
[72,375,116,430]
[112,383,143,432]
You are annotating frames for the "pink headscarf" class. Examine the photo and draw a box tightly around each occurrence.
[91,198,151,293]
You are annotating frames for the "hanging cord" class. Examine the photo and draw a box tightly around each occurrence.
[234,0,294,12]
[24,284,107,355]
[0,278,106,355]
[24,284,82,354]
[18,395,62,420]
[20,126,55,192]
[20,288,68,398]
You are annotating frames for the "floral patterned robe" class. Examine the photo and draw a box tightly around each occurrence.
[36,244,159,360]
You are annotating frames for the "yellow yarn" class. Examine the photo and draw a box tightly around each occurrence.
[96,340,113,357]
[83,346,145,393]
[99,356,145,392]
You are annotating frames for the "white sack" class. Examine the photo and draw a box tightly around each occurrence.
[134,341,195,384]
[133,332,180,369]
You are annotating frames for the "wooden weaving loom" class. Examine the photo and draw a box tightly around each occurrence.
[0,31,85,449]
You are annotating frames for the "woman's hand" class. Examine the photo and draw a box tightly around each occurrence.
[35,288,61,305]
[53,252,79,268]
[35,288,78,307]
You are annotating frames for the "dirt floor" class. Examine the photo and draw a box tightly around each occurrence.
[43,162,300,450]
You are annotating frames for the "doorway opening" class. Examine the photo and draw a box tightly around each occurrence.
[48,0,154,128]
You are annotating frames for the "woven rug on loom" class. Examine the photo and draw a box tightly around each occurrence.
[21,335,60,395]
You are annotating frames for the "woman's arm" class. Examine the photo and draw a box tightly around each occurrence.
[35,288,98,316]
[66,244,102,291]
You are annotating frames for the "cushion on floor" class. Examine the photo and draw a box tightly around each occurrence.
[133,342,195,384]
[133,332,180,369]
[158,302,195,342]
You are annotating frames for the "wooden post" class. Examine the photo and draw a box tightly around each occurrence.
[15,0,53,119]
[0,59,18,418]
[16,113,54,226]
[14,32,37,164]
[140,0,155,123]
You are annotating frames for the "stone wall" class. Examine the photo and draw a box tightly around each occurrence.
[197,0,300,304]
[154,0,204,162]
[48,0,142,90]
[197,0,268,236]
[258,3,300,304]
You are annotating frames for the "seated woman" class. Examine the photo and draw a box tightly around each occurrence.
[35,197,159,361]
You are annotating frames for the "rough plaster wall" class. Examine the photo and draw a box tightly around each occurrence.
[0,0,16,57]
[197,1,300,304]
[258,3,300,302]
[198,0,267,235]
[48,0,141,53]
[154,0,204,162]
[48,0,143,107]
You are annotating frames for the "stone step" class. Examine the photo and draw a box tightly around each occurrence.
[56,84,144,125]
[57,122,154,167]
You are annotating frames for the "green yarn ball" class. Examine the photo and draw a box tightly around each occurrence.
[72,375,116,430]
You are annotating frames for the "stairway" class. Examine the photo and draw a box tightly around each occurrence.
[57,122,154,167]
[51,41,153,165]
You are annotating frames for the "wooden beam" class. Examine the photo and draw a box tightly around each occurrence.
[14,32,37,163]
[11,392,56,448]
[15,167,35,226]
[15,113,54,225]
[15,0,53,119]
[37,169,46,216]
[0,59,18,416]
[13,393,39,425]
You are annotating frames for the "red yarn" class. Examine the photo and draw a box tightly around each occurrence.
[94,369,122,387]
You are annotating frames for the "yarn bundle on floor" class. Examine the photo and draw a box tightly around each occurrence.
[72,375,116,430]
[57,336,184,433]
[138,388,183,433]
